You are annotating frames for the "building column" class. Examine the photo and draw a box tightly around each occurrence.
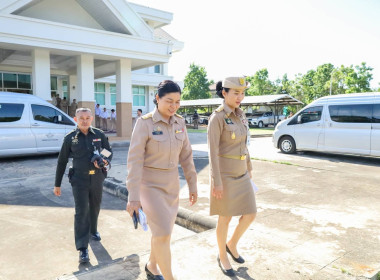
[116,58,132,138]
[76,54,95,122]
[32,49,51,101]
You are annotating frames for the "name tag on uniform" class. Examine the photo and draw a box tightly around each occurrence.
[152,131,163,135]
[175,129,184,134]
[225,118,233,124]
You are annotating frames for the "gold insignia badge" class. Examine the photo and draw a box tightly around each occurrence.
[89,170,95,175]
[239,78,245,85]
[231,132,236,140]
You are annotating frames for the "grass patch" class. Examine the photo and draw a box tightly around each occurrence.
[187,128,207,133]
[251,157,299,166]
[250,127,274,135]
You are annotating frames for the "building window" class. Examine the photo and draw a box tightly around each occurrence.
[3,73,17,88]
[154,65,161,74]
[0,72,32,93]
[62,80,68,99]
[133,86,146,106]
[110,84,116,105]
[94,83,105,105]
[51,76,58,97]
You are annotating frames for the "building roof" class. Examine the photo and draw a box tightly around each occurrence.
[180,94,303,108]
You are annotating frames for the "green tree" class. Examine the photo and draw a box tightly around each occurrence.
[246,68,276,96]
[182,63,212,100]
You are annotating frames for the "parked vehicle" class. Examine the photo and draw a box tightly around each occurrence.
[248,111,285,128]
[273,92,380,156]
[0,92,76,158]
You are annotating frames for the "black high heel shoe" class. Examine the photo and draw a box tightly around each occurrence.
[226,245,245,264]
[145,264,164,280]
[217,256,236,277]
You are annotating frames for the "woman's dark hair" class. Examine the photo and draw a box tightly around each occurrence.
[216,81,230,99]
[154,80,182,106]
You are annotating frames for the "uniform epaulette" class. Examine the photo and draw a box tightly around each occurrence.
[64,129,77,138]
[215,105,224,112]
[142,113,153,120]
[175,113,183,119]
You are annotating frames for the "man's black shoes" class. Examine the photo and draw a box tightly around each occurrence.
[79,248,89,263]
[91,232,101,241]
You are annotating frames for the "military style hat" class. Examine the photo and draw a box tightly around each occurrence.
[222,76,250,89]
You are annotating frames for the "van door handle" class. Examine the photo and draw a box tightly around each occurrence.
[32,123,40,127]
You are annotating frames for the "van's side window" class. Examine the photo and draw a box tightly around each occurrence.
[372,104,380,123]
[288,106,323,125]
[0,103,24,122]
[329,104,372,123]
[31,105,74,125]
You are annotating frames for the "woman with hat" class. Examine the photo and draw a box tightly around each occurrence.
[208,76,257,276]
[126,80,198,280]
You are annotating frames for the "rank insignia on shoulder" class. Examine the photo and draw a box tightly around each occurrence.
[72,136,79,144]
[215,105,224,112]
[142,113,153,120]
[225,118,233,124]
[175,128,184,134]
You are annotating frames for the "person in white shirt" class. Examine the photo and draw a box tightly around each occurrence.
[100,107,109,131]
[110,109,117,132]
[95,104,101,128]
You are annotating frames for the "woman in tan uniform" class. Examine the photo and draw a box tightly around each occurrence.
[208,77,257,277]
[126,80,198,280]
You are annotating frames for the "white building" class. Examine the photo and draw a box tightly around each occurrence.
[0,0,183,137]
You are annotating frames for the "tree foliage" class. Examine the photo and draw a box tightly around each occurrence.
[182,63,212,100]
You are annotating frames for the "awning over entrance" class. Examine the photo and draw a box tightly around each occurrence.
[180,94,303,108]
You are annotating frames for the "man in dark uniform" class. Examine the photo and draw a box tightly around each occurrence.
[53,108,112,263]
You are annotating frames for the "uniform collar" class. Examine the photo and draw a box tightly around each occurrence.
[75,127,96,135]
[152,108,178,124]
[223,101,243,117]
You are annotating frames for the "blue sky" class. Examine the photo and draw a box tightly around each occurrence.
[132,0,380,88]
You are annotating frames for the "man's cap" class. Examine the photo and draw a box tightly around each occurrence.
[222,76,250,89]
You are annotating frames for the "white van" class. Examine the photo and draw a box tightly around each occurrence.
[0,92,76,158]
[273,92,380,157]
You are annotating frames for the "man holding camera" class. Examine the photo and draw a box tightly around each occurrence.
[54,108,112,263]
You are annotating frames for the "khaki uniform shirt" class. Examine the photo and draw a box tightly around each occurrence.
[208,101,252,191]
[127,108,197,201]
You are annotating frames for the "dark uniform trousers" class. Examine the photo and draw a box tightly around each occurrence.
[71,170,105,250]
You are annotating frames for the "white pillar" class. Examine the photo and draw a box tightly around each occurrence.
[116,58,132,103]
[116,58,132,138]
[76,54,94,102]
[69,75,77,102]
[32,49,51,101]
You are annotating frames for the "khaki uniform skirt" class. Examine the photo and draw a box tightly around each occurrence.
[210,157,257,216]
[140,166,180,236]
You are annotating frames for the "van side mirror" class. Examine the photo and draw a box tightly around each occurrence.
[58,115,62,122]
[297,115,302,124]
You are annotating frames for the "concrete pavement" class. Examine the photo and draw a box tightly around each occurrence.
[57,133,380,280]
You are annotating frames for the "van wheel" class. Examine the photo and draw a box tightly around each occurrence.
[258,121,264,128]
[279,136,296,154]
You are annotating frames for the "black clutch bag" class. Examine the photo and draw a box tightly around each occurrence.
[132,211,138,229]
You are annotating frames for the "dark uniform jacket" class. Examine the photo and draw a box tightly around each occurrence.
[55,127,112,187]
